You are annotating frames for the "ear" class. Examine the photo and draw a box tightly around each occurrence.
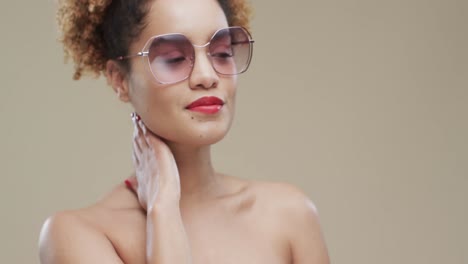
[105,60,131,103]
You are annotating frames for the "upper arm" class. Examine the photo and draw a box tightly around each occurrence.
[279,184,330,264]
[39,212,124,264]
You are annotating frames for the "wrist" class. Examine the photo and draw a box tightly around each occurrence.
[147,198,180,216]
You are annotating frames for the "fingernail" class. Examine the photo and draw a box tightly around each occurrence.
[135,114,141,121]
[124,179,132,189]
[130,112,135,120]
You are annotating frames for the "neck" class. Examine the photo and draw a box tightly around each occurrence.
[166,142,224,205]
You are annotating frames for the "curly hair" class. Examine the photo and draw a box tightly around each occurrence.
[57,0,253,80]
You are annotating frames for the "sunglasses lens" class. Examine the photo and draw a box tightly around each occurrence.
[147,34,194,84]
[209,27,252,75]
[145,27,253,84]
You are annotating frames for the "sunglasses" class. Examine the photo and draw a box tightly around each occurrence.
[117,26,255,84]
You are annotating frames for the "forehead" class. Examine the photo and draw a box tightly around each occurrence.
[141,0,228,43]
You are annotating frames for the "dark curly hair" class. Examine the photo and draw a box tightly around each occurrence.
[57,0,253,80]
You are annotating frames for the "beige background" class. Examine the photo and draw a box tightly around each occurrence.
[1,0,467,263]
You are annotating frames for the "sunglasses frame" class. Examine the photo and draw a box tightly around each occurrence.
[116,26,255,84]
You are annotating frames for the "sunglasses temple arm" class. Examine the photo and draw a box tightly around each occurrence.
[232,40,255,45]
[116,52,147,61]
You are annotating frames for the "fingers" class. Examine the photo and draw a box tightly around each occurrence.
[132,112,167,149]
[129,112,180,207]
[132,148,140,167]
[131,111,172,166]
[133,113,149,147]
[131,112,158,169]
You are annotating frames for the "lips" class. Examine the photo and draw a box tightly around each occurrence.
[186,96,224,109]
[186,96,224,114]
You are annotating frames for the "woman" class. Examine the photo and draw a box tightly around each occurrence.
[39,0,330,263]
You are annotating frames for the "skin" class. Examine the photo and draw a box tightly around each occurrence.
[39,0,330,263]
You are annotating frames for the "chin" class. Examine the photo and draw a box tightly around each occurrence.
[144,107,235,147]
[184,125,231,147]
[165,120,232,147]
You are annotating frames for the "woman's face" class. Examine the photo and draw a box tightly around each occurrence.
[127,0,237,147]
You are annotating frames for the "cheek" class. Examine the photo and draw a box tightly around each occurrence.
[227,78,237,111]
[128,67,167,119]
[224,75,237,95]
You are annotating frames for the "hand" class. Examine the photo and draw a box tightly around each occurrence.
[127,113,181,212]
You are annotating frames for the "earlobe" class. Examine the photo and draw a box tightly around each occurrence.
[115,86,128,101]
[105,60,131,103]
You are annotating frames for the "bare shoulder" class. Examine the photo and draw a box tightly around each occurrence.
[39,210,87,249]
[247,179,319,214]
[39,181,143,240]
[38,183,142,264]
[39,209,97,249]
[224,176,322,227]
[38,209,124,264]
[251,180,322,232]
[221,175,318,213]
[247,179,330,264]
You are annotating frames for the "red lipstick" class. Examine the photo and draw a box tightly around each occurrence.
[186,96,224,114]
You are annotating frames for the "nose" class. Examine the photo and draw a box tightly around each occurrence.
[188,49,219,89]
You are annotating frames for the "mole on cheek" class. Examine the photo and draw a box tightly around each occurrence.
[191,116,194,120]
